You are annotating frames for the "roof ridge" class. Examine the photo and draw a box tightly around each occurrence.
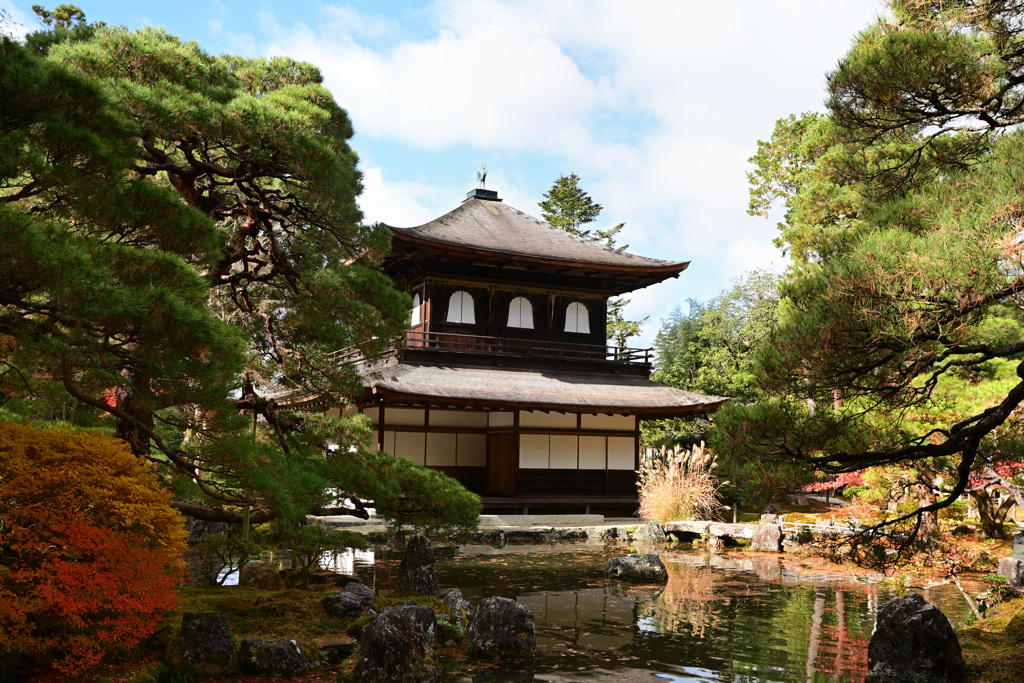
[388,197,686,270]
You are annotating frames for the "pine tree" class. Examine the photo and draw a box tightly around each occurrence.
[1,10,480,530]
[714,0,1024,552]
[538,174,645,346]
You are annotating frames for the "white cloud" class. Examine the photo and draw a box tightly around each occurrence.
[358,167,441,227]
[1,0,33,39]
[251,0,883,329]
[262,14,613,153]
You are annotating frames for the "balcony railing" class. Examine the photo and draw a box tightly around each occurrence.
[334,331,653,367]
[403,330,651,365]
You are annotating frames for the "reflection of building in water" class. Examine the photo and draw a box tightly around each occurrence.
[321,548,375,575]
[517,588,636,651]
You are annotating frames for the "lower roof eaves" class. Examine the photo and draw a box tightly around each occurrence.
[360,363,728,418]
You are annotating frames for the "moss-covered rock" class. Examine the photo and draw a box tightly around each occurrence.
[466,596,535,659]
[343,609,437,682]
[605,554,668,583]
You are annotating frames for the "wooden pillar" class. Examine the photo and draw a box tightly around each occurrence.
[423,279,432,334]
[377,400,386,452]
[548,293,556,341]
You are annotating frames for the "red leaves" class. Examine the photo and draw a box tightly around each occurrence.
[0,421,187,675]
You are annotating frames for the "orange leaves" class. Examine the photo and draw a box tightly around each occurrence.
[0,421,187,675]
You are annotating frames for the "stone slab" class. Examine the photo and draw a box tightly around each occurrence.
[663,520,758,539]
[477,514,606,527]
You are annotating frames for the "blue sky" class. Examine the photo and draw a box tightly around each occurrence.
[2,0,885,346]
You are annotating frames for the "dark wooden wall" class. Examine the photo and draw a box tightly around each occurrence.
[425,279,607,345]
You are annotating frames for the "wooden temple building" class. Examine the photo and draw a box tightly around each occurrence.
[336,186,726,514]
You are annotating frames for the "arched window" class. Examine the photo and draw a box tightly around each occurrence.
[446,290,476,324]
[564,301,590,334]
[410,293,421,326]
[507,296,534,329]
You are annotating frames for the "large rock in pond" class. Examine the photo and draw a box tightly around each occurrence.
[352,608,437,682]
[239,561,284,590]
[438,588,473,645]
[750,523,783,552]
[633,521,666,544]
[606,554,668,583]
[323,580,376,619]
[397,533,439,595]
[466,596,536,659]
[1013,530,1024,560]
[181,612,236,678]
[865,593,967,683]
[998,557,1024,587]
[391,603,438,645]
[240,638,309,676]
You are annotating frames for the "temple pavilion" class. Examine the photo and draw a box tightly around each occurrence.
[331,186,726,514]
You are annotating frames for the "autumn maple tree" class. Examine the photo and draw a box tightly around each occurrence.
[0,420,188,674]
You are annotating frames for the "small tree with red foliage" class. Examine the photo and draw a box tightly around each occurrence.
[0,421,187,675]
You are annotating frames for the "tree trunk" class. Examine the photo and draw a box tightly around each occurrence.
[915,483,942,544]
[114,381,153,457]
[968,489,1012,540]
[170,501,370,524]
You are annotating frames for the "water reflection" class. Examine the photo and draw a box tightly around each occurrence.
[640,561,720,638]
[195,540,975,682]
[398,546,878,682]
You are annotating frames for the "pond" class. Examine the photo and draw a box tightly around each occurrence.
[338,541,980,683]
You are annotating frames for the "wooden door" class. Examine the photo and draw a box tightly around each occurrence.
[487,432,517,496]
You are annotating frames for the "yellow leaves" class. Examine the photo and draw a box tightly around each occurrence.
[0,421,187,673]
[0,420,187,559]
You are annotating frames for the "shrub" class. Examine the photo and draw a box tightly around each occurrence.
[190,528,263,586]
[260,522,369,585]
[638,442,725,523]
[939,499,968,523]
[0,421,187,675]
[369,453,481,535]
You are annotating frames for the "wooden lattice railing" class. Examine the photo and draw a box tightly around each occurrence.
[333,331,652,367]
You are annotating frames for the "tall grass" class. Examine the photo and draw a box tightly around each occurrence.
[638,442,725,523]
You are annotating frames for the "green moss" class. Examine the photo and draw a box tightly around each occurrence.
[345,614,375,639]
[1005,610,1024,645]
[174,586,345,655]
[959,597,1024,683]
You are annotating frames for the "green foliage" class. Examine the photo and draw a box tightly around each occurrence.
[32,4,87,28]
[369,453,482,535]
[1,12,414,527]
[538,173,645,346]
[607,298,644,349]
[262,522,368,582]
[718,2,1024,537]
[538,174,622,248]
[190,529,264,587]
[653,269,781,402]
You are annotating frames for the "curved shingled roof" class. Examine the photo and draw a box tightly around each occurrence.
[388,197,687,272]
[362,363,728,417]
